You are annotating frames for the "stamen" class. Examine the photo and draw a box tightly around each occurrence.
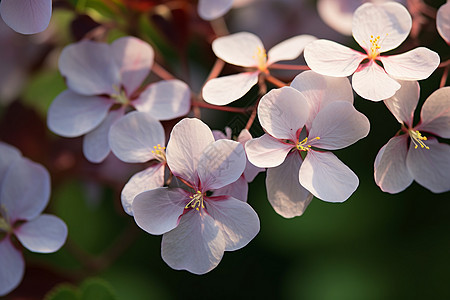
[409,130,429,150]
[0,205,10,233]
[111,85,129,105]
[367,33,388,60]
[253,46,267,71]
[151,144,166,162]
[296,137,320,151]
[185,191,205,211]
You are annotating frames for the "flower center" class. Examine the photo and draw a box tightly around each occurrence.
[111,84,129,105]
[185,191,205,211]
[151,144,166,162]
[408,130,429,150]
[296,137,320,151]
[367,34,385,60]
[253,46,268,71]
[0,205,11,234]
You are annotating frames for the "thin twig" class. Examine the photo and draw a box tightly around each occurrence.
[152,62,176,80]
[269,64,310,71]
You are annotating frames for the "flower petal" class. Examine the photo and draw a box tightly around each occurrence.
[238,130,264,182]
[47,90,113,138]
[58,41,120,95]
[198,140,247,191]
[0,142,21,184]
[308,101,370,150]
[267,35,317,65]
[15,214,67,253]
[290,71,354,129]
[161,209,225,275]
[166,118,215,187]
[266,152,313,218]
[109,111,165,163]
[304,39,365,77]
[299,151,358,202]
[121,164,165,216]
[0,238,24,296]
[133,187,188,235]
[352,61,400,101]
[417,86,450,139]
[212,32,263,67]
[213,176,248,202]
[245,134,292,168]
[437,1,450,44]
[0,0,51,34]
[383,80,420,128]
[317,0,357,36]
[83,108,124,163]
[198,0,234,20]
[202,72,259,106]
[205,196,260,251]
[374,135,413,193]
[352,2,412,53]
[111,36,154,96]
[406,138,450,193]
[258,86,309,141]
[1,158,50,223]
[133,80,191,120]
[380,48,440,81]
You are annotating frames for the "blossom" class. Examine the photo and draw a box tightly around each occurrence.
[202,31,317,105]
[132,118,260,274]
[304,2,440,101]
[437,1,450,44]
[0,142,67,296]
[212,127,264,201]
[374,81,450,193]
[245,71,370,217]
[0,0,52,34]
[47,36,190,163]
[198,0,234,20]
[109,111,167,215]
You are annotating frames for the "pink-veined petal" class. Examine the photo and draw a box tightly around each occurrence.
[58,41,120,96]
[111,36,154,96]
[205,196,260,251]
[383,80,419,128]
[166,118,215,187]
[15,214,67,253]
[258,87,309,141]
[133,187,188,235]
[0,158,50,223]
[0,0,51,34]
[374,135,413,193]
[109,111,165,163]
[352,61,401,101]
[267,35,317,65]
[417,86,450,139]
[304,39,365,77]
[352,2,412,53]
[202,72,259,106]
[238,129,264,182]
[437,1,450,44]
[133,80,191,120]
[161,209,225,275]
[212,32,264,67]
[83,108,124,163]
[47,90,113,138]
[198,0,234,20]
[380,48,440,80]
[266,152,313,218]
[290,70,354,129]
[213,176,248,202]
[406,138,450,193]
[198,140,246,191]
[245,134,292,168]
[299,151,358,202]
[0,142,21,184]
[308,101,370,150]
[0,238,24,296]
[121,164,165,216]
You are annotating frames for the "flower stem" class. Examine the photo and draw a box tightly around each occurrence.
[269,64,310,70]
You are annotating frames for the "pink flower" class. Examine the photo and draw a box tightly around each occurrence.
[245,71,370,217]
[198,0,234,20]
[47,36,190,163]
[109,111,167,215]
[0,0,51,34]
[0,142,67,296]
[437,1,450,44]
[132,118,260,274]
[202,32,316,105]
[374,81,450,193]
[304,2,440,101]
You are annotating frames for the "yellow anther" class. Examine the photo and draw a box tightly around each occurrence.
[0,205,10,233]
[409,130,429,150]
[367,34,387,60]
[253,46,267,71]
[296,137,320,151]
[185,191,205,211]
[151,144,166,162]
[111,84,129,105]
